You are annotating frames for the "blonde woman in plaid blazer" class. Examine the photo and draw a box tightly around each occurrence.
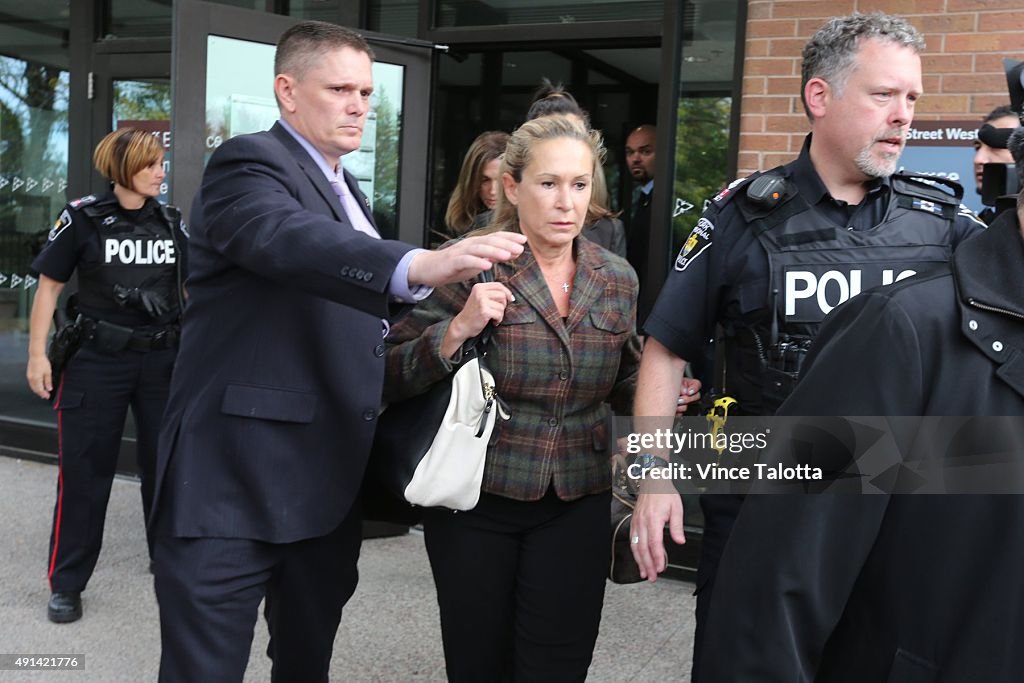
[385,116,640,681]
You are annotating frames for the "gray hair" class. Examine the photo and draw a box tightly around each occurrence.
[800,12,925,121]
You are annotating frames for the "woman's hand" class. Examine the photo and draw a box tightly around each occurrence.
[441,282,516,358]
[27,354,53,400]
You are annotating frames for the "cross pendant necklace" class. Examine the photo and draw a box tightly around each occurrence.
[561,281,570,293]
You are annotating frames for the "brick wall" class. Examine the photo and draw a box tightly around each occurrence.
[739,0,1024,175]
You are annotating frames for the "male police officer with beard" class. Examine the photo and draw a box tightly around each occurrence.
[27,128,187,623]
[627,13,985,681]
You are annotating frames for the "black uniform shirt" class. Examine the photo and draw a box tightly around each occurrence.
[32,191,188,327]
[644,135,985,374]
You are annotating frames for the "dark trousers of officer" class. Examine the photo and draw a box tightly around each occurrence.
[691,493,745,682]
[47,344,175,594]
[422,487,609,683]
[152,508,362,683]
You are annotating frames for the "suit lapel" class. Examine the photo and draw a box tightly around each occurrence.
[505,247,570,348]
[503,241,608,349]
[565,242,607,333]
[343,170,378,230]
[269,123,346,223]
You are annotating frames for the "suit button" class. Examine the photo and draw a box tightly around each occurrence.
[558,371,568,381]
[363,410,376,421]
[364,272,373,282]
[374,344,384,357]
[340,266,350,276]
[356,269,365,279]
[548,417,559,427]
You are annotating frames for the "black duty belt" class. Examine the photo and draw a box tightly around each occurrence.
[82,317,180,352]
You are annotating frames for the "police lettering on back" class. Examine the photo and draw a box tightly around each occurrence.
[103,237,176,266]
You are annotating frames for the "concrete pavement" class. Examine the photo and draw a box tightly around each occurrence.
[0,456,695,681]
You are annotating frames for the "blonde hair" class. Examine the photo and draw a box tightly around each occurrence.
[475,115,607,236]
[92,128,163,189]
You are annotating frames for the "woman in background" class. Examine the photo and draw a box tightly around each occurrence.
[443,130,510,238]
[27,128,187,624]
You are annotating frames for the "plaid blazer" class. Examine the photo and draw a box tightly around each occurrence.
[384,238,641,501]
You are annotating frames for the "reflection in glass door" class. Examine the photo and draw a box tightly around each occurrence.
[171,1,432,247]
[0,54,70,426]
[204,36,406,238]
[113,79,172,203]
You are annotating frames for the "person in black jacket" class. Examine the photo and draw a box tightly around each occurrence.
[700,184,1024,683]
[27,128,188,623]
[628,13,986,680]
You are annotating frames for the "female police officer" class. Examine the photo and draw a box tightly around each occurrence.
[26,128,187,623]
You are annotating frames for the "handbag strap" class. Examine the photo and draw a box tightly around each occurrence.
[464,267,496,354]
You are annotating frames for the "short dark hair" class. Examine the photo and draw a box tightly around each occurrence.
[275,21,374,81]
[984,104,1018,124]
[93,128,163,188]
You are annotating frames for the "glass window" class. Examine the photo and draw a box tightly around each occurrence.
[286,0,343,22]
[679,0,739,85]
[670,96,732,252]
[366,0,420,37]
[434,0,662,28]
[104,0,263,39]
[0,53,70,424]
[204,35,406,238]
[113,79,172,203]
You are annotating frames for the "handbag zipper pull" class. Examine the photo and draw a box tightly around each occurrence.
[476,398,493,438]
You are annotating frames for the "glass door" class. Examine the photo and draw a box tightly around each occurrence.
[171,0,434,244]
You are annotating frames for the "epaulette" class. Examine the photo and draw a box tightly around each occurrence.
[68,194,99,210]
[891,172,963,205]
[709,174,761,210]
[891,172,963,219]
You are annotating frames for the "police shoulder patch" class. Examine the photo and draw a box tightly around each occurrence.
[48,209,73,242]
[711,176,750,207]
[68,194,98,209]
[674,216,714,272]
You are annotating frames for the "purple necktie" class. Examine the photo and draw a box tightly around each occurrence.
[331,175,380,239]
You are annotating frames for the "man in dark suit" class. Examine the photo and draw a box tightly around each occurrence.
[149,21,525,682]
[624,124,656,298]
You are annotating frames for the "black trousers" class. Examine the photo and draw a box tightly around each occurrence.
[47,344,175,593]
[691,493,745,682]
[152,509,362,683]
[422,487,609,683]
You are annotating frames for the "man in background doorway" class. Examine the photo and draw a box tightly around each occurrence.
[624,124,657,307]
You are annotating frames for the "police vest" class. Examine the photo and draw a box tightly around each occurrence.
[75,199,182,323]
[727,170,961,413]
